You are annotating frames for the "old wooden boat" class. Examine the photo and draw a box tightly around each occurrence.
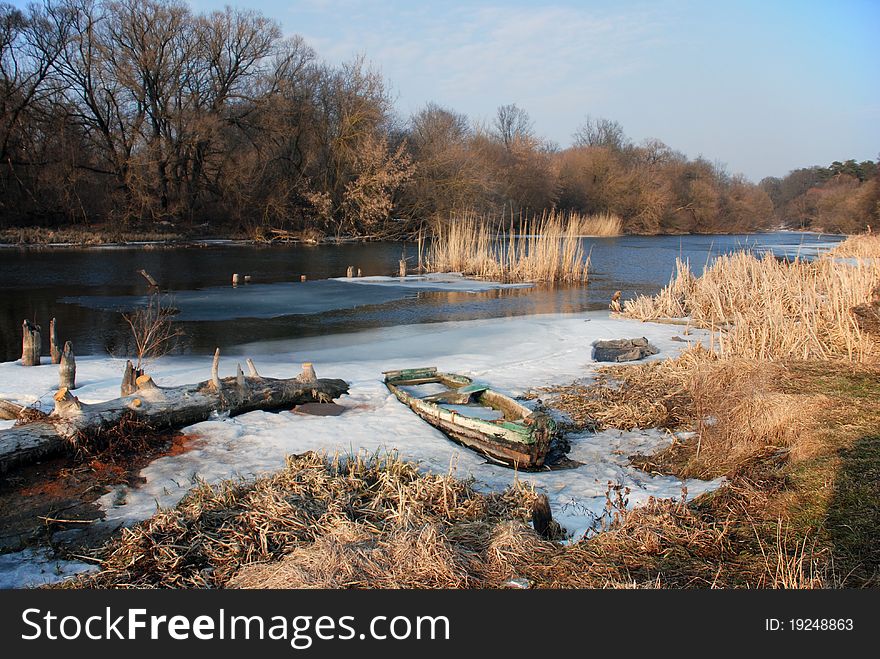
[383,366,554,469]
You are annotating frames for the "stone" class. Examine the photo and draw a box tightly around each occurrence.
[592,337,659,362]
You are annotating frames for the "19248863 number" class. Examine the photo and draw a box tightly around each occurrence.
[790,619,854,631]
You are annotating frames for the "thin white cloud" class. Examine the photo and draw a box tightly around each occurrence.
[297,2,674,129]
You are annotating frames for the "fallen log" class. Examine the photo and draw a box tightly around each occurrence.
[0,364,349,474]
[0,398,25,421]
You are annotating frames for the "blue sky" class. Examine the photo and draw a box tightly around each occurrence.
[16,0,880,181]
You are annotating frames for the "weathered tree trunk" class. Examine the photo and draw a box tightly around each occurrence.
[121,360,144,396]
[399,259,407,278]
[21,320,41,366]
[59,341,76,390]
[50,318,62,364]
[0,366,349,473]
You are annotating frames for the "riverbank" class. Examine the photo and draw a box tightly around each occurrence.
[61,235,880,589]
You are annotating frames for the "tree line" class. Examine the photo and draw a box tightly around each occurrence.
[760,159,879,234]
[1,0,875,237]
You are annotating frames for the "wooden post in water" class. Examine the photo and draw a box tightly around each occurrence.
[121,360,143,396]
[346,266,354,278]
[49,318,62,364]
[138,269,159,288]
[244,275,251,283]
[232,273,240,286]
[300,274,307,282]
[357,268,362,277]
[21,320,41,366]
[399,259,407,278]
[59,341,76,390]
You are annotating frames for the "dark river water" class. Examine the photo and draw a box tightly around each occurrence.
[0,232,844,362]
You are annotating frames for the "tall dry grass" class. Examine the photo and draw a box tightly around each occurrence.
[425,210,614,283]
[829,232,880,258]
[623,246,880,362]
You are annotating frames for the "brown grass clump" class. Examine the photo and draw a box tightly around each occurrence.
[623,249,880,362]
[65,452,552,589]
[426,210,596,283]
[538,348,703,431]
[541,348,826,480]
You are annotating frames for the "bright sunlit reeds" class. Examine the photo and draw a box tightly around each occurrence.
[622,239,880,362]
[425,210,615,283]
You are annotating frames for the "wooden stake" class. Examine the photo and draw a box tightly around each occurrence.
[138,269,159,287]
[300,274,307,282]
[346,266,354,278]
[211,348,221,389]
[50,318,61,364]
[357,268,362,277]
[246,358,259,378]
[236,364,246,391]
[609,290,622,313]
[399,259,407,278]
[59,341,76,390]
[232,273,240,286]
[21,320,41,366]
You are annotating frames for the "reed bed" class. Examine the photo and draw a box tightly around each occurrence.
[829,232,880,258]
[622,248,880,362]
[425,210,607,283]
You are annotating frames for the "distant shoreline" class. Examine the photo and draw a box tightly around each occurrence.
[0,226,844,249]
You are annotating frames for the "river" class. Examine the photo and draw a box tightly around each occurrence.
[0,231,844,362]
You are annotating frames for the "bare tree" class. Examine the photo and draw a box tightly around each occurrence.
[573,115,629,151]
[493,103,533,149]
[122,291,183,371]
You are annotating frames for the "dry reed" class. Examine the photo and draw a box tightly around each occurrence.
[65,451,548,589]
[829,233,880,258]
[425,210,610,283]
[623,247,880,362]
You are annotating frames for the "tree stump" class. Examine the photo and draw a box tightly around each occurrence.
[121,360,143,396]
[346,265,354,278]
[399,259,407,278]
[59,341,76,390]
[531,493,554,539]
[21,320,41,366]
[50,318,62,364]
[297,362,317,383]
